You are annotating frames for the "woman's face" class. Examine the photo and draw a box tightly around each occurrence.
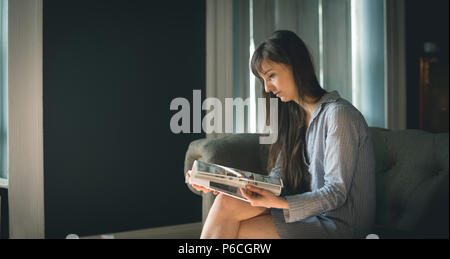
[258,59,299,103]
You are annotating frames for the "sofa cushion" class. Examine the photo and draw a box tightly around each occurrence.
[370,128,449,237]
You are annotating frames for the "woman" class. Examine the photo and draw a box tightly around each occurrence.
[187,30,376,239]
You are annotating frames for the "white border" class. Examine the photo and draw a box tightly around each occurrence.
[8,0,44,239]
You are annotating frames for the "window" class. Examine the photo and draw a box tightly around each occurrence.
[245,0,386,130]
[350,0,386,128]
[211,0,396,136]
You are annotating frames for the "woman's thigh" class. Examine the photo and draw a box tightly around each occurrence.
[212,194,269,221]
[236,214,280,239]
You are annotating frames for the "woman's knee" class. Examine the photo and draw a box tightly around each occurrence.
[212,193,268,221]
[213,194,239,214]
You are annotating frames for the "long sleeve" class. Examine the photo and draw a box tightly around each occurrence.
[282,106,364,223]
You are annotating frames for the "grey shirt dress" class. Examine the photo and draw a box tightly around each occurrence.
[269,90,376,239]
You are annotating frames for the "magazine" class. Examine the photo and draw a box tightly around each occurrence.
[186,160,283,202]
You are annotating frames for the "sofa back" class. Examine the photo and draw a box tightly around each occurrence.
[370,128,449,237]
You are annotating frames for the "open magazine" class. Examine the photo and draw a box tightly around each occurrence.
[186,160,283,202]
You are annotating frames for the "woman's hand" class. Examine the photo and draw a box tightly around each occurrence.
[240,185,288,209]
[186,171,219,195]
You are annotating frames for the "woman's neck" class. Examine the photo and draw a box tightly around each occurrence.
[295,97,320,126]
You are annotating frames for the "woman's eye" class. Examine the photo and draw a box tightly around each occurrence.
[269,74,275,79]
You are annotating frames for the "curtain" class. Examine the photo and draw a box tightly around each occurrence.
[250,0,353,103]
[249,0,387,128]
[232,0,250,133]
[206,0,234,139]
[208,0,396,136]
[385,0,407,130]
[351,0,386,128]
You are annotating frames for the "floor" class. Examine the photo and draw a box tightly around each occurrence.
[83,222,203,239]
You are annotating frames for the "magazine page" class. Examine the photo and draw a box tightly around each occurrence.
[192,160,282,196]
[208,182,249,202]
[195,160,283,187]
[195,172,281,196]
[186,170,250,202]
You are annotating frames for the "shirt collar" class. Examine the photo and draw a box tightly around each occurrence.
[310,90,341,124]
[317,90,341,106]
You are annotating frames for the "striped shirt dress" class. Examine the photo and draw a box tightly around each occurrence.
[269,90,376,239]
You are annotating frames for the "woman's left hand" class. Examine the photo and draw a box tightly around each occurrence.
[240,185,288,209]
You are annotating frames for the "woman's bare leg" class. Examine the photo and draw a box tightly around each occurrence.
[236,214,280,239]
[200,193,268,239]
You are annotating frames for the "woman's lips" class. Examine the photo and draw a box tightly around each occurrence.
[275,91,281,97]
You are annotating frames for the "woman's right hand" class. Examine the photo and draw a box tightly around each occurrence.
[186,171,218,195]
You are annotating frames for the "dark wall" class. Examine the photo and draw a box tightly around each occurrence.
[0,188,8,239]
[43,0,205,238]
[405,0,449,129]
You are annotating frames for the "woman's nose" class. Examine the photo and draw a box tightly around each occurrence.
[264,82,275,93]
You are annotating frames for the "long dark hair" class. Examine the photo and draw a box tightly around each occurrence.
[251,30,327,195]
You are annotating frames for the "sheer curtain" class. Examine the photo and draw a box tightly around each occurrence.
[207,0,404,136]
[205,0,234,139]
[351,0,386,128]
[247,0,355,130]
[249,0,387,129]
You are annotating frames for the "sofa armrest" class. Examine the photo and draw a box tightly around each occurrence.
[184,133,269,196]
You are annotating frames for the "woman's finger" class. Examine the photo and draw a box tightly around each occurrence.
[186,172,191,184]
[240,188,252,200]
[192,184,203,191]
[198,187,210,193]
[240,188,259,206]
[194,184,211,193]
[246,185,265,195]
[192,184,202,191]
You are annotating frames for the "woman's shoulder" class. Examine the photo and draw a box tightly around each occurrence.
[325,98,361,117]
[322,98,369,133]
